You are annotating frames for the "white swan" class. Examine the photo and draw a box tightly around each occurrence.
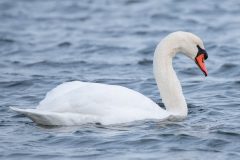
[11,31,208,125]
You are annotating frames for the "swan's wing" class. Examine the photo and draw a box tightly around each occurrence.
[10,107,99,125]
[38,81,161,112]
[38,81,85,107]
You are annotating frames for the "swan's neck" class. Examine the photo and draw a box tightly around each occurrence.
[153,38,188,117]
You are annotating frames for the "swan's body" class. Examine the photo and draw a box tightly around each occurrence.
[12,82,170,125]
[11,31,208,125]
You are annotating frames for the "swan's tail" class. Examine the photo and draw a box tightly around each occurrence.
[10,107,98,125]
[10,107,63,125]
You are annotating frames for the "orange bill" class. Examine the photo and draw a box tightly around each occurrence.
[195,54,208,76]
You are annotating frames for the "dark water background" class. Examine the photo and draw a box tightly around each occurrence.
[0,0,240,159]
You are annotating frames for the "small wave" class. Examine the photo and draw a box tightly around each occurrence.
[138,59,152,65]
[0,80,33,88]
[125,0,144,5]
[24,60,87,68]
[179,68,199,76]
[213,63,239,76]
[206,139,230,148]
[151,13,178,20]
[234,80,240,85]
[220,63,238,70]
[57,42,72,47]
[215,130,240,137]
[0,38,15,44]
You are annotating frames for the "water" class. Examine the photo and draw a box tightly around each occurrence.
[0,0,240,159]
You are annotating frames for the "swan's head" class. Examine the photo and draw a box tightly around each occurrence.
[169,31,208,76]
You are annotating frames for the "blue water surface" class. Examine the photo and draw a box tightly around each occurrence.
[0,0,240,159]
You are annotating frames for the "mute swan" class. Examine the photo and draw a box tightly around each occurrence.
[11,31,208,125]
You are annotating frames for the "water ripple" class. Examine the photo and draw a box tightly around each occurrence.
[0,0,240,160]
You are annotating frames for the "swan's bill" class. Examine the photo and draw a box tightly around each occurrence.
[195,54,208,76]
